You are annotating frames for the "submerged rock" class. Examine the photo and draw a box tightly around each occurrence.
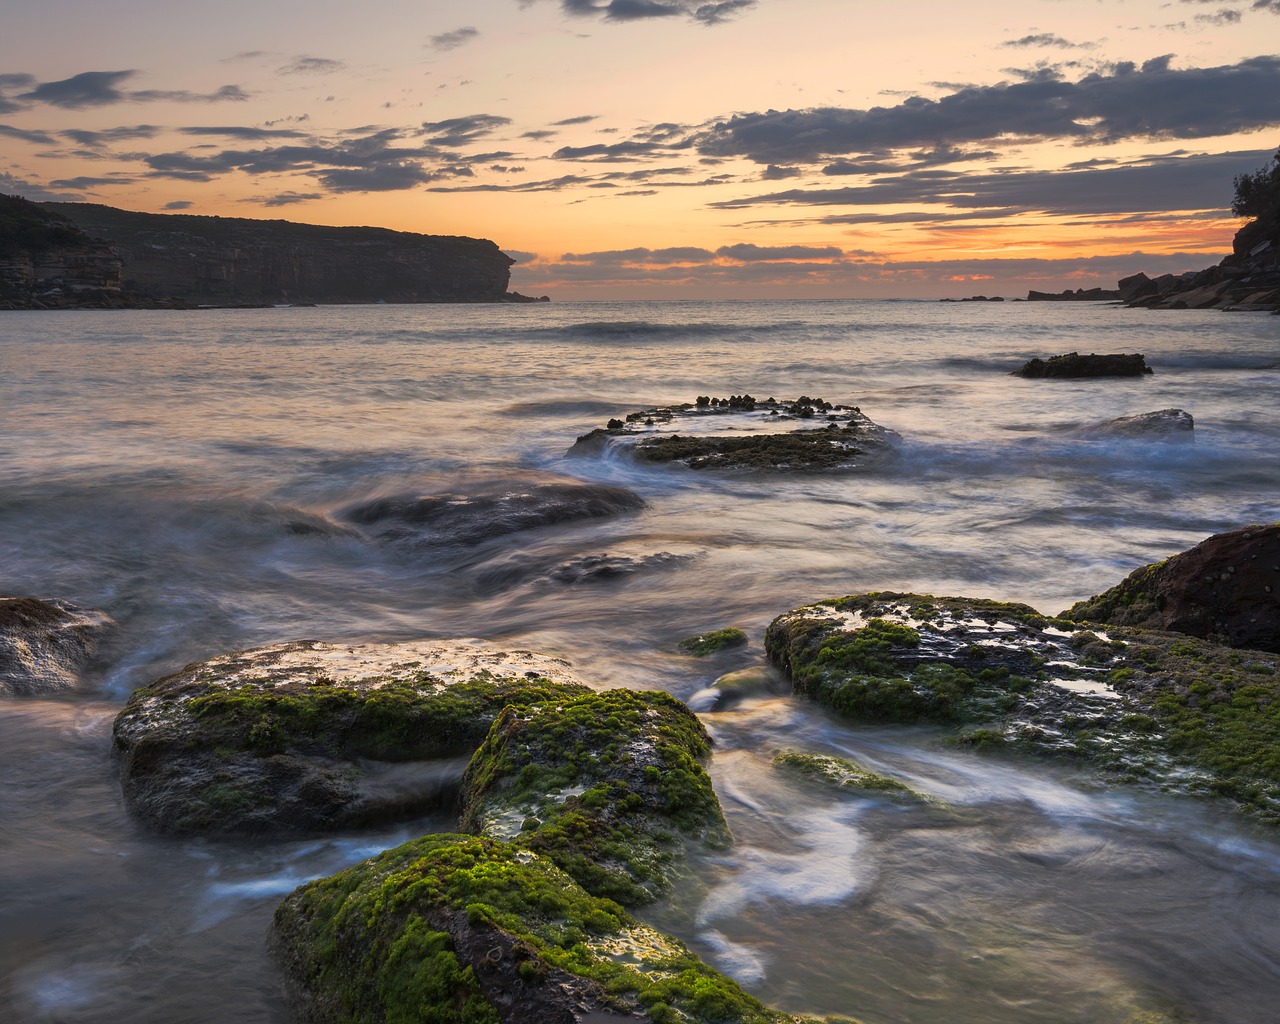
[0,595,113,697]
[765,591,1280,823]
[112,640,589,836]
[772,750,930,803]
[678,627,748,657]
[1013,352,1154,378]
[1063,523,1280,652]
[544,551,692,585]
[342,481,646,548]
[1072,408,1194,441]
[569,396,899,472]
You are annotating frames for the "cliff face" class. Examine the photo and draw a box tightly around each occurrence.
[0,195,127,308]
[40,203,516,305]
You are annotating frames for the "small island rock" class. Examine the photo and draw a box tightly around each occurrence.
[1013,352,1154,378]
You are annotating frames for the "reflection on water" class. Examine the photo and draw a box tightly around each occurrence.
[2,300,1279,1022]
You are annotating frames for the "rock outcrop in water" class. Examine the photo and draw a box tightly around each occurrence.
[1013,352,1153,378]
[570,396,900,472]
[112,640,589,835]
[266,653,798,1024]
[1072,408,1194,442]
[342,482,646,550]
[765,557,1280,824]
[1062,523,1280,652]
[0,594,113,696]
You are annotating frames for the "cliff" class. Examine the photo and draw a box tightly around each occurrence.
[0,195,131,309]
[41,202,517,306]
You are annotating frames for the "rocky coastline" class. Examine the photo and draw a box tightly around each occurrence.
[7,496,1277,1024]
[1,194,540,309]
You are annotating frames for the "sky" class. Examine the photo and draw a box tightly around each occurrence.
[2,0,1279,299]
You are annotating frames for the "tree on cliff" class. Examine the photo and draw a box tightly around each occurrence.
[1232,148,1280,220]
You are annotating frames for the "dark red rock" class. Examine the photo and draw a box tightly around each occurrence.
[1063,524,1280,652]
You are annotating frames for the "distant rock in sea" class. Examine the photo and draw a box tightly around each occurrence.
[1072,408,1194,441]
[0,594,113,697]
[1026,287,1120,301]
[1013,352,1153,378]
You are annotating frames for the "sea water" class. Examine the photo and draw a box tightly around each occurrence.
[1,299,1279,1023]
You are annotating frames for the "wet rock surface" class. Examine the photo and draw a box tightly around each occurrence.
[269,664,809,1024]
[568,395,900,472]
[766,590,1280,823]
[112,640,589,836]
[1071,408,1194,441]
[1063,523,1280,652]
[0,594,113,697]
[342,481,646,548]
[1013,352,1154,378]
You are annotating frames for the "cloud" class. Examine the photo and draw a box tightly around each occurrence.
[550,114,598,125]
[1255,0,1280,11]
[18,70,135,108]
[61,125,161,146]
[14,70,249,109]
[259,191,323,206]
[0,171,84,201]
[428,27,480,50]
[162,200,193,209]
[1000,33,1092,49]
[711,148,1273,218]
[0,73,36,113]
[546,0,754,22]
[276,56,346,75]
[420,113,512,146]
[0,123,55,144]
[694,56,1280,164]
[47,175,136,188]
[693,0,757,24]
[315,162,435,191]
[179,125,311,139]
[715,242,845,260]
[1194,8,1243,23]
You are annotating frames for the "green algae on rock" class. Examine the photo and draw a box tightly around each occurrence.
[772,750,929,803]
[678,628,748,657]
[461,688,730,907]
[272,832,825,1024]
[112,640,589,836]
[765,591,1280,823]
[567,396,899,472]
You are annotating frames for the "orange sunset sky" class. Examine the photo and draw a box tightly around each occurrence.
[2,0,1278,298]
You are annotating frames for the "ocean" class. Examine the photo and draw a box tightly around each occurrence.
[2,299,1279,1023]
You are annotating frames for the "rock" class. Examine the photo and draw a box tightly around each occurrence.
[772,750,931,803]
[271,833,807,1024]
[40,201,516,305]
[461,688,729,905]
[0,595,113,697]
[678,627,748,657]
[544,552,691,585]
[1025,287,1120,301]
[112,640,590,836]
[1118,273,1158,302]
[1062,523,1280,652]
[765,591,1280,824]
[271,686,804,1024]
[569,397,900,472]
[1072,408,1194,441]
[1013,352,1154,378]
[342,482,646,548]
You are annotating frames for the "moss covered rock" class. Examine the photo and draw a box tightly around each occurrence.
[678,628,748,657]
[771,750,929,803]
[568,397,899,472]
[1062,523,1280,652]
[0,594,113,697]
[461,689,730,907]
[272,832,821,1024]
[766,591,1280,823]
[113,640,589,836]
